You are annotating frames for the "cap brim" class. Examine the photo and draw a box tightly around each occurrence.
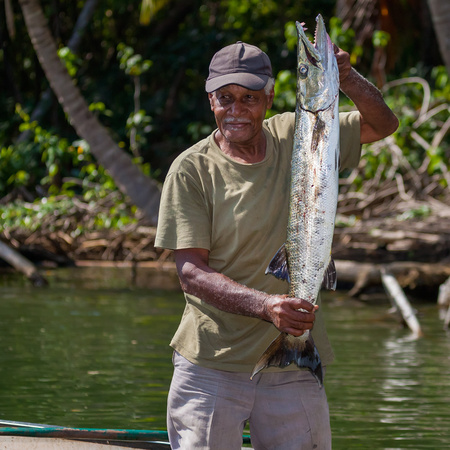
[205,73,269,93]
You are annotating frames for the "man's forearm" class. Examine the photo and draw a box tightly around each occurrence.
[177,260,272,320]
[175,250,317,336]
[340,68,399,143]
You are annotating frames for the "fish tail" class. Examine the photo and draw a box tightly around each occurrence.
[251,332,323,386]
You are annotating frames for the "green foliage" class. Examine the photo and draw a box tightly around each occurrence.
[329,17,362,64]
[270,70,296,115]
[358,66,450,186]
[1,105,117,198]
[58,46,82,77]
[283,21,297,52]
[0,193,137,234]
[372,30,390,48]
[0,113,137,234]
[431,66,450,100]
[117,43,152,77]
[140,0,170,26]
[2,0,448,226]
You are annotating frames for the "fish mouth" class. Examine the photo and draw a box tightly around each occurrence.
[296,14,329,70]
[294,14,339,112]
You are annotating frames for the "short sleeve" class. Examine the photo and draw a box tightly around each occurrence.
[339,111,361,169]
[154,170,211,250]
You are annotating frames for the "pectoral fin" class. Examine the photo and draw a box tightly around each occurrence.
[321,257,337,290]
[265,243,290,283]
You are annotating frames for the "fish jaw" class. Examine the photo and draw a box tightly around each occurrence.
[295,15,339,113]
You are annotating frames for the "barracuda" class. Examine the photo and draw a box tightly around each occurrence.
[251,15,340,386]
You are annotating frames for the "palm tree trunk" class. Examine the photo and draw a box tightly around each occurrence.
[18,0,160,225]
[426,0,450,73]
[17,0,100,144]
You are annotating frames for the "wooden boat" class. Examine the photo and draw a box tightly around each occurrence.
[0,420,252,449]
[0,420,170,449]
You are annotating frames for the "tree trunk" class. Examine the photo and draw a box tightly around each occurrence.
[17,0,100,144]
[427,0,450,73]
[18,0,161,225]
[0,240,47,286]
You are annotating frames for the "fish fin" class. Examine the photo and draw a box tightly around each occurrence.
[251,332,323,387]
[265,244,290,283]
[322,257,337,290]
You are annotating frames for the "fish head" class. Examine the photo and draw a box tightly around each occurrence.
[295,15,339,113]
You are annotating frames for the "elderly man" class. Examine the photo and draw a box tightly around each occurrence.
[155,39,398,450]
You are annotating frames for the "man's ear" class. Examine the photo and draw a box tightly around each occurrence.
[208,93,214,111]
[267,87,275,109]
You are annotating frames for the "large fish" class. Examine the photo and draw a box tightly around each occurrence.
[251,15,340,386]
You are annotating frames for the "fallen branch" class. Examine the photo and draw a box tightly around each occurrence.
[445,306,450,331]
[0,240,47,286]
[381,269,423,337]
[438,277,450,328]
[334,260,450,296]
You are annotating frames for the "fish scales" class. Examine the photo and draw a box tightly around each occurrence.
[251,15,340,385]
[289,100,339,302]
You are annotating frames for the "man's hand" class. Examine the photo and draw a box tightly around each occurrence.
[331,43,399,143]
[263,295,318,337]
[333,44,351,84]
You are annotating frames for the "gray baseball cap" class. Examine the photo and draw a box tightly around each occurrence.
[205,41,273,93]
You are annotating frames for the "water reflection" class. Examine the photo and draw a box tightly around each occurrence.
[0,267,184,430]
[0,270,449,449]
[324,293,450,449]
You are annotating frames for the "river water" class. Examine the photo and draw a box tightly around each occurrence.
[0,266,449,449]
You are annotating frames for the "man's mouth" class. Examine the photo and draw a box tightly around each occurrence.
[224,119,251,129]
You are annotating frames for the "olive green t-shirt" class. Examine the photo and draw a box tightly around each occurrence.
[155,111,361,372]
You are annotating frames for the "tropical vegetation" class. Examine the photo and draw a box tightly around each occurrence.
[1,0,449,238]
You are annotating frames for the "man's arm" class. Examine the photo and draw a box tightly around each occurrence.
[174,247,317,337]
[335,47,399,144]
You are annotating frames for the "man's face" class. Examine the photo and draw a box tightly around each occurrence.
[208,84,274,147]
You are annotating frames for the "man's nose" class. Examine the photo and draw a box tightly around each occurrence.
[230,100,246,115]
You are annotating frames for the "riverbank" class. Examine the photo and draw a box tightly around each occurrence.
[1,212,450,297]
[1,166,450,298]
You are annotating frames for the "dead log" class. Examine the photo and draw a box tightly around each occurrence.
[445,305,450,331]
[0,240,47,286]
[334,260,450,297]
[381,269,423,337]
[438,277,450,308]
[438,277,450,328]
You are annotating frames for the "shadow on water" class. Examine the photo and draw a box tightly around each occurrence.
[0,268,449,448]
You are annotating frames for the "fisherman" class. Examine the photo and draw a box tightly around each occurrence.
[155,35,398,449]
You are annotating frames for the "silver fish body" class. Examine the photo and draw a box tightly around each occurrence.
[251,15,340,385]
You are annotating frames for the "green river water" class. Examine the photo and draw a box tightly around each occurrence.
[0,266,449,449]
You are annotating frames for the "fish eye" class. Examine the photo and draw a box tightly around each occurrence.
[299,64,308,79]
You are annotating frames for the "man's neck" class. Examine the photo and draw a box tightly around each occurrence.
[214,131,267,164]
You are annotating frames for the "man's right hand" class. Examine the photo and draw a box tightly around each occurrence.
[263,295,318,336]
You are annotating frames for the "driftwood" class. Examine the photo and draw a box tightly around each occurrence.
[335,260,450,297]
[381,269,423,337]
[438,277,450,308]
[437,277,450,329]
[0,240,47,286]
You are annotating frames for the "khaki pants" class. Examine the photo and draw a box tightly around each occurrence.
[167,352,331,450]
